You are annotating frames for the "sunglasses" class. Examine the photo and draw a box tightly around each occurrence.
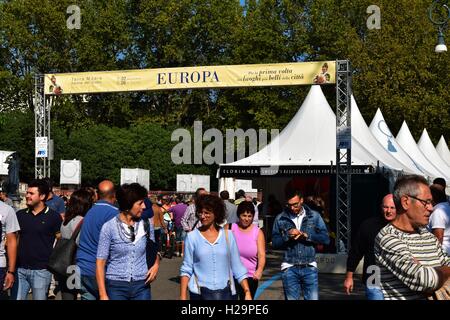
[128,225,135,242]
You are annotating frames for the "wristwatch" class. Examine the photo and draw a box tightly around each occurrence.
[7,270,15,276]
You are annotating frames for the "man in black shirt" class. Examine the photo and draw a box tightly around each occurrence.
[343,194,396,300]
[11,179,62,300]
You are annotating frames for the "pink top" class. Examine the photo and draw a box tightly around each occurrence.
[230,223,259,277]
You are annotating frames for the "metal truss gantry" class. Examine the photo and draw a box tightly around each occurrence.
[336,60,352,253]
[34,74,51,179]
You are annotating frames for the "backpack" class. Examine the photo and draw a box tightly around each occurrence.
[47,219,83,278]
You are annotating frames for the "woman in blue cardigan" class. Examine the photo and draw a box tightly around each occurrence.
[180,194,251,300]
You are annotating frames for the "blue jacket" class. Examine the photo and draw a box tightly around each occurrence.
[272,205,330,265]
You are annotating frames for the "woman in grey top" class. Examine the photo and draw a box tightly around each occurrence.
[59,189,93,300]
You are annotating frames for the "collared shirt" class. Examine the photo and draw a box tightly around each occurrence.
[16,206,62,270]
[281,206,317,270]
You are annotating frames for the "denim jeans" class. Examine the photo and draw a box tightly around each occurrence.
[106,279,151,300]
[11,268,52,300]
[365,286,384,300]
[190,284,237,301]
[80,275,99,300]
[281,265,319,300]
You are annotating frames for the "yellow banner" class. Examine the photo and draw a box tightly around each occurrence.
[44,61,336,95]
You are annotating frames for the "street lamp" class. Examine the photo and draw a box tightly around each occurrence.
[428,0,450,53]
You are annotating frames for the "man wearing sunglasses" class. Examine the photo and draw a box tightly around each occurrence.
[271,187,329,300]
[375,175,450,300]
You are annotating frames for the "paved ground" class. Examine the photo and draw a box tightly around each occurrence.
[13,249,365,300]
[151,249,366,300]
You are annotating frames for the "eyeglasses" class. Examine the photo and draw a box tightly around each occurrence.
[198,210,213,217]
[128,225,135,242]
[406,195,434,208]
[287,202,301,209]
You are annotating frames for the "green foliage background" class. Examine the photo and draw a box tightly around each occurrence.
[0,0,449,188]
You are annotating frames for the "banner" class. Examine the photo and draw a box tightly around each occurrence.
[44,61,336,95]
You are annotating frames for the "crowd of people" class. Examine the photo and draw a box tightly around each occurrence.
[0,174,449,300]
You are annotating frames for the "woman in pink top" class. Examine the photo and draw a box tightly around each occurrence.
[228,201,266,300]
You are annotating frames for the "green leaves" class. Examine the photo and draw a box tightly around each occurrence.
[0,0,449,187]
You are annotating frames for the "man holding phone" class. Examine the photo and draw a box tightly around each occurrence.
[272,187,330,300]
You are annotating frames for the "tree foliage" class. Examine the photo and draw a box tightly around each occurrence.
[0,0,449,187]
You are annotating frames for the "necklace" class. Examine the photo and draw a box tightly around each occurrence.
[116,216,139,243]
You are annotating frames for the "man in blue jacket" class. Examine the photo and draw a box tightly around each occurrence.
[272,187,330,300]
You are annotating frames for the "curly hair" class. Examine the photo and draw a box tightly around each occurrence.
[237,201,255,217]
[196,194,225,226]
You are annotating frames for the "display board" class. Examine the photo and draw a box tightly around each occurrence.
[120,168,150,191]
[60,159,82,185]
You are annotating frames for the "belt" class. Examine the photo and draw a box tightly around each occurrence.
[293,263,311,268]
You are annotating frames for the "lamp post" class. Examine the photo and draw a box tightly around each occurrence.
[428,0,450,53]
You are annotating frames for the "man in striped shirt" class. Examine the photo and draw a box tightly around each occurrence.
[375,175,450,300]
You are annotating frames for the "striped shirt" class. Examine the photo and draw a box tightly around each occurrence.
[375,224,450,300]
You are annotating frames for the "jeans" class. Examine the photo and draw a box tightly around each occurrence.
[80,275,99,300]
[365,286,384,300]
[11,268,52,300]
[190,284,237,301]
[281,266,319,300]
[106,279,151,300]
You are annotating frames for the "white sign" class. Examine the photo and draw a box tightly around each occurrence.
[0,150,15,175]
[120,168,150,191]
[60,160,82,185]
[36,137,48,158]
[176,174,210,192]
[235,179,257,193]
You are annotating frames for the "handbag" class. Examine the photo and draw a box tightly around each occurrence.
[143,218,159,268]
[47,219,83,278]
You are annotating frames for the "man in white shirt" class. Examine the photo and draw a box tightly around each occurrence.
[429,184,450,255]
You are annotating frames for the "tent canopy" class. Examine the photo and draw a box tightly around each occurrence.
[369,109,435,178]
[436,136,450,166]
[418,129,450,180]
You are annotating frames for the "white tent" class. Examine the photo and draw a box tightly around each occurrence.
[224,85,377,167]
[436,136,450,167]
[369,109,434,177]
[417,129,450,179]
[350,96,416,173]
[396,122,450,181]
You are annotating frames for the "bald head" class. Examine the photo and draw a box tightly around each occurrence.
[381,194,396,221]
[98,180,115,203]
